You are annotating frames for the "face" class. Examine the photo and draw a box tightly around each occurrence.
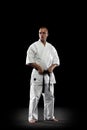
[39,28,48,42]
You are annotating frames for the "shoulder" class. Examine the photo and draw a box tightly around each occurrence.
[47,42,56,50]
[27,41,38,50]
[27,41,41,54]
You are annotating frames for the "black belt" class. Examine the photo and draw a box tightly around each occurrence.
[42,70,50,93]
[34,69,50,92]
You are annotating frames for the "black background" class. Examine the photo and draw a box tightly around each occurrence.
[1,2,85,129]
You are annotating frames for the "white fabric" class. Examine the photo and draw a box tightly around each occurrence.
[26,40,60,121]
[28,84,54,121]
[26,40,60,84]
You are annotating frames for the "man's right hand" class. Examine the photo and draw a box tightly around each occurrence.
[38,66,44,74]
[29,63,44,74]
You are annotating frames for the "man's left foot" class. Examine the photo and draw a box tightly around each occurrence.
[52,118,58,122]
[45,118,58,122]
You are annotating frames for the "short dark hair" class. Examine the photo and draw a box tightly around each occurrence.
[39,27,48,32]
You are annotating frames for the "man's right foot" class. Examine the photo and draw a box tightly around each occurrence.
[28,119,37,124]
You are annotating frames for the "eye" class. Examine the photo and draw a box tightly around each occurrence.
[39,32,47,34]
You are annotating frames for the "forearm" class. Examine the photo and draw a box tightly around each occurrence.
[48,64,58,73]
[51,64,58,70]
[27,63,44,74]
[27,63,40,70]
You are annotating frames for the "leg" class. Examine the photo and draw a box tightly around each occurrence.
[28,84,42,122]
[43,84,55,120]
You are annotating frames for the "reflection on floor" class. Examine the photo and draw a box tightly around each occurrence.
[8,107,79,128]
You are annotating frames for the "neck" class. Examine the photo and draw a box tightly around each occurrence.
[41,40,46,46]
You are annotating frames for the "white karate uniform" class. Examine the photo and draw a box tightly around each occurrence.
[26,40,60,121]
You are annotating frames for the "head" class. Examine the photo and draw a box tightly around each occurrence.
[39,27,48,43]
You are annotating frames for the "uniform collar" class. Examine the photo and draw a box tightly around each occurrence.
[38,39,47,47]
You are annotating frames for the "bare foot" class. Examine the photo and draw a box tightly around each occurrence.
[52,118,58,122]
[29,119,37,124]
[45,118,58,122]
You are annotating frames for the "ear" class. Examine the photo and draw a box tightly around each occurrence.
[47,32,49,37]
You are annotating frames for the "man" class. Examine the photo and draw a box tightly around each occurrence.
[26,27,60,123]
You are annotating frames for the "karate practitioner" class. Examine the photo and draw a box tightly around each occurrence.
[26,27,60,123]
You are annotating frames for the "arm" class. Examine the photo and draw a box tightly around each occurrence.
[27,63,44,74]
[26,45,44,74]
[47,64,58,73]
[48,46,60,73]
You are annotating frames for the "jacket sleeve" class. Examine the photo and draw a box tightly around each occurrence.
[52,46,60,66]
[26,45,36,65]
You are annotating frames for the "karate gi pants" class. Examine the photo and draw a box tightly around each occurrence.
[28,83,55,121]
